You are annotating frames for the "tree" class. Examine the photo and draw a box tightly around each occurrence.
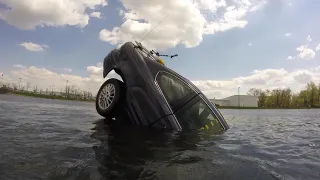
[258,91,267,107]
[318,83,320,106]
[306,82,319,106]
[247,81,320,108]
[247,88,261,96]
[26,82,31,91]
[33,85,38,93]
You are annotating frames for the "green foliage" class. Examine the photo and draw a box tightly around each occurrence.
[247,81,320,108]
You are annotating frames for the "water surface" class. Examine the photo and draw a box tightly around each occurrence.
[0,94,319,180]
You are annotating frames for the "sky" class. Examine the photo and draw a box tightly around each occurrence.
[0,0,319,99]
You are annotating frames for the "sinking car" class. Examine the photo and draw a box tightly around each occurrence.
[95,41,229,132]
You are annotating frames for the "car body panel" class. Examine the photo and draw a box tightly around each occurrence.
[101,42,229,132]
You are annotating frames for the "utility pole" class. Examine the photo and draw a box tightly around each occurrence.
[19,78,22,90]
[276,89,279,107]
[1,73,4,87]
[318,83,320,106]
[238,87,240,107]
[66,80,68,97]
[311,86,314,106]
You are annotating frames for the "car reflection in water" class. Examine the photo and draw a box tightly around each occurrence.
[90,116,281,180]
[90,115,227,180]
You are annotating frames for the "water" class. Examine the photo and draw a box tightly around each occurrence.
[0,94,319,180]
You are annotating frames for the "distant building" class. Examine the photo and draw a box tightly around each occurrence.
[211,99,230,106]
[211,95,259,107]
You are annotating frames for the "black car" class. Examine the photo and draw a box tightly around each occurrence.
[95,41,229,132]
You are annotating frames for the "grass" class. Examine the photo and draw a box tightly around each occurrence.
[1,88,94,102]
[217,106,320,109]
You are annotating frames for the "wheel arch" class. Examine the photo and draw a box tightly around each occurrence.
[103,68,126,86]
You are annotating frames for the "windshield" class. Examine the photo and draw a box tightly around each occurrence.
[175,98,225,132]
[155,71,224,131]
[156,72,197,112]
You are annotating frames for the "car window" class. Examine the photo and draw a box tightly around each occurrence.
[176,99,224,132]
[156,72,195,109]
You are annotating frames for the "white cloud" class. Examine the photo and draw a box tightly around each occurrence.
[316,44,320,51]
[286,35,316,60]
[19,42,49,52]
[296,45,315,60]
[292,70,314,83]
[193,67,320,99]
[3,63,121,96]
[13,64,26,68]
[2,64,320,99]
[194,0,227,13]
[286,56,295,60]
[307,35,312,42]
[0,0,108,30]
[90,12,102,19]
[240,68,288,83]
[248,42,252,46]
[284,32,292,36]
[99,0,266,51]
[63,68,72,73]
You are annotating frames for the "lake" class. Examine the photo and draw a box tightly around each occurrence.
[0,94,319,180]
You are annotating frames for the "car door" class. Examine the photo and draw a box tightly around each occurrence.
[174,94,226,132]
[155,71,198,113]
[155,71,227,132]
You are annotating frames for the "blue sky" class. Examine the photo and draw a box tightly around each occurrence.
[0,0,319,98]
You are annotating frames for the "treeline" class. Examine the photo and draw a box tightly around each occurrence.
[247,81,320,108]
[1,82,95,101]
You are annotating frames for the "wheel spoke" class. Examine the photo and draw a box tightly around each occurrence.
[98,82,117,110]
[105,97,110,107]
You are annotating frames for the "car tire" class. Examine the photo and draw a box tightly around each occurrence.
[95,78,126,118]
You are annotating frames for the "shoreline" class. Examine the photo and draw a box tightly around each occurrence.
[217,106,319,109]
[2,90,319,109]
[1,89,95,103]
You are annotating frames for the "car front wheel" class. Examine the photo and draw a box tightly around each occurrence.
[95,78,125,118]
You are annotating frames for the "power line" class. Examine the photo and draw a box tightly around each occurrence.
[140,14,169,43]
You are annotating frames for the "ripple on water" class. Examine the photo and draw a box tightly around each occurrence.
[0,95,320,180]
